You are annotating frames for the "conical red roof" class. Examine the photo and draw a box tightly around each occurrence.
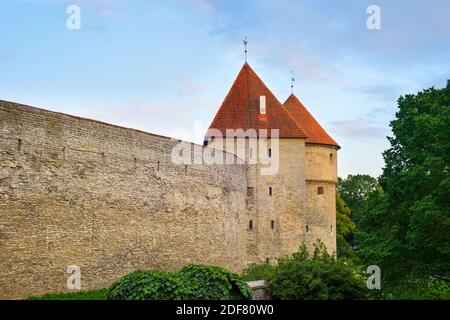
[206,63,307,138]
[283,94,339,148]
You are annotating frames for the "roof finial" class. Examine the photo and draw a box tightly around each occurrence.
[291,70,295,94]
[243,36,248,63]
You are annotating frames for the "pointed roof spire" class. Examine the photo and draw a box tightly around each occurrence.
[206,64,307,138]
[283,94,339,148]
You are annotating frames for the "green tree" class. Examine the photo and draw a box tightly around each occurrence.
[337,174,378,218]
[357,80,450,286]
[336,193,356,258]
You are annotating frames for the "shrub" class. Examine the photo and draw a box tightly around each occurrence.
[178,265,252,300]
[272,242,368,300]
[241,262,277,282]
[106,264,252,300]
[107,270,184,300]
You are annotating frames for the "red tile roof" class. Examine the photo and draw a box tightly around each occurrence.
[283,94,339,148]
[206,63,307,138]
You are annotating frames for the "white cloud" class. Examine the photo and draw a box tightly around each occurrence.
[332,119,389,143]
[178,74,208,96]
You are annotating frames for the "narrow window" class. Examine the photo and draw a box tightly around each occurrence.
[259,95,266,114]
[330,225,333,234]
[184,165,188,175]
[330,153,333,161]
[18,138,22,150]
[271,220,275,230]
[306,225,309,233]
[269,187,272,196]
[318,186,324,195]
[248,220,253,230]
[247,187,254,197]
[268,148,272,158]
[157,161,160,172]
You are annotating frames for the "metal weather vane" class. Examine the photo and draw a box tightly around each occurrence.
[243,36,248,63]
[291,70,295,94]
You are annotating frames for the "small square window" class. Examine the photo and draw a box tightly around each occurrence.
[318,187,324,195]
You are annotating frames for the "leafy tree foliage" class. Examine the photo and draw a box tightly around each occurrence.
[336,193,356,258]
[271,242,368,300]
[107,264,252,300]
[337,174,378,218]
[240,262,277,282]
[356,81,450,286]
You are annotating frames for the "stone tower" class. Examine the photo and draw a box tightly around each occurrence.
[205,63,339,263]
[283,94,339,253]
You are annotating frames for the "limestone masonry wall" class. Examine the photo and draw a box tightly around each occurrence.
[0,101,248,299]
[304,144,338,254]
[246,138,306,264]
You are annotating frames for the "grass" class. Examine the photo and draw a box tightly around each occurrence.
[27,288,108,300]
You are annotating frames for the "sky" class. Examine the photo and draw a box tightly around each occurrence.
[0,0,449,178]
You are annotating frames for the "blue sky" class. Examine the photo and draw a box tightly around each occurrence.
[1,0,449,177]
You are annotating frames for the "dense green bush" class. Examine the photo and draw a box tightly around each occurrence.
[272,243,368,300]
[241,262,277,282]
[107,270,183,300]
[107,264,252,300]
[241,242,368,300]
[178,265,252,300]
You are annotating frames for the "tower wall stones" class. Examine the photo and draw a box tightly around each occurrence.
[245,138,306,264]
[304,144,338,254]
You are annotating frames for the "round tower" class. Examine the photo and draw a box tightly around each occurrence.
[283,94,339,255]
[303,144,338,254]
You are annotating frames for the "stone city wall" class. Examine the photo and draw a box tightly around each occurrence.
[0,101,247,299]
